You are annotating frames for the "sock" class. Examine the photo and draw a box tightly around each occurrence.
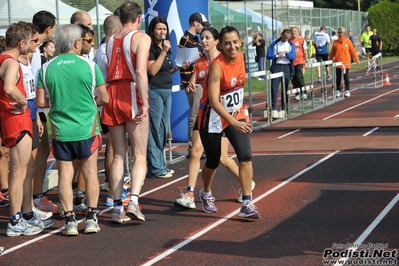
[187,186,195,192]
[65,211,75,222]
[114,199,123,211]
[23,211,34,221]
[86,207,98,220]
[242,195,252,202]
[10,212,22,226]
[203,190,212,197]
[130,194,139,205]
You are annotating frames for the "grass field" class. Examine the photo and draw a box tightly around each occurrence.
[245,56,399,93]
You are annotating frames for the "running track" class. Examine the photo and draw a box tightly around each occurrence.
[1,62,399,266]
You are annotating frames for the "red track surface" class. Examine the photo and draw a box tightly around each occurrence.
[1,62,399,265]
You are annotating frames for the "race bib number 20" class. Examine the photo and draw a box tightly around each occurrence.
[220,88,244,113]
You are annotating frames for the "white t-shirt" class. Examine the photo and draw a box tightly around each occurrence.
[93,43,107,80]
[275,41,292,64]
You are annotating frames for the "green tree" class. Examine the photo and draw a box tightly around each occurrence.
[368,0,399,52]
[314,0,379,11]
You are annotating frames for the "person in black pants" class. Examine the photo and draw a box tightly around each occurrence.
[253,32,266,80]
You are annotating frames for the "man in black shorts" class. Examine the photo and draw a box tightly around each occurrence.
[313,26,332,82]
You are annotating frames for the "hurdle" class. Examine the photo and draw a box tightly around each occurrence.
[358,52,384,89]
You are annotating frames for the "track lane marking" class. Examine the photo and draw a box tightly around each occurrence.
[322,88,399,120]
[362,127,379,136]
[278,129,301,139]
[141,151,339,266]
[333,193,399,266]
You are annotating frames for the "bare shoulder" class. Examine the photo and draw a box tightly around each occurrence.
[132,32,150,52]
[0,57,19,78]
[134,32,150,45]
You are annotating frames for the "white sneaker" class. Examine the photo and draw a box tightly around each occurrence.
[327,75,332,81]
[174,192,196,209]
[126,201,145,221]
[238,181,256,203]
[32,208,54,229]
[32,206,52,220]
[303,94,308,100]
[7,218,43,237]
[336,90,341,97]
[295,95,300,101]
[345,90,351,97]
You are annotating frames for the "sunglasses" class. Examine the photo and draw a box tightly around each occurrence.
[31,38,39,43]
[82,37,94,44]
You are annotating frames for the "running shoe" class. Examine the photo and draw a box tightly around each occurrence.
[105,189,131,207]
[84,218,100,234]
[238,200,260,219]
[99,182,109,192]
[27,211,54,229]
[0,192,9,207]
[6,218,43,237]
[63,214,78,236]
[32,206,53,221]
[345,90,351,97]
[126,201,145,221]
[74,201,88,215]
[111,208,131,223]
[238,181,256,203]
[35,196,58,213]
[336,90,341,97]
[157,171,173,178]
[174,192,196,209]
[198,188,217,213]
[327,75,332,82]
[123,174,131,184]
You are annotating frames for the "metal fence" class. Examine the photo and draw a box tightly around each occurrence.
[1,0,368,49]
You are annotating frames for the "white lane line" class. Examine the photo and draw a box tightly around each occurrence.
[323,88,399,120]
[333,193,399,266]
[362,127,379,136]
[278,129,301,139]
[394,114,399,118]
[141,151,339,266]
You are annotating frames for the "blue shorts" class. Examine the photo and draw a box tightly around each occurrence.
[52,135,102,161]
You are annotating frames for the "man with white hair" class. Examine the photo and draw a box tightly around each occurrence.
[36,24,109,236]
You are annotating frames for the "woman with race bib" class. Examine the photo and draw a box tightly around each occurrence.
[197,26,259,219]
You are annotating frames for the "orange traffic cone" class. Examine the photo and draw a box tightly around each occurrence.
[384,73,391,86]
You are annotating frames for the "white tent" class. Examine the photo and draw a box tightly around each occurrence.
[88,4,113,25]
[0,0,79,27]
[236,7,282,30]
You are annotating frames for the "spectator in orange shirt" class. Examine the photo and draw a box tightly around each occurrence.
[329,27,360,98]
[290,27,308,100]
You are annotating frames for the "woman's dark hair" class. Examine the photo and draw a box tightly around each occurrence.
[40,40,54,54]
[147,16,170,54]
[0,36,6,53]
[201,27,219,41]
[219,25,240,43]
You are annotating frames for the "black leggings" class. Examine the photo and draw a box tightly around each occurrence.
[199,122,252,169]
[336,68,350,91]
